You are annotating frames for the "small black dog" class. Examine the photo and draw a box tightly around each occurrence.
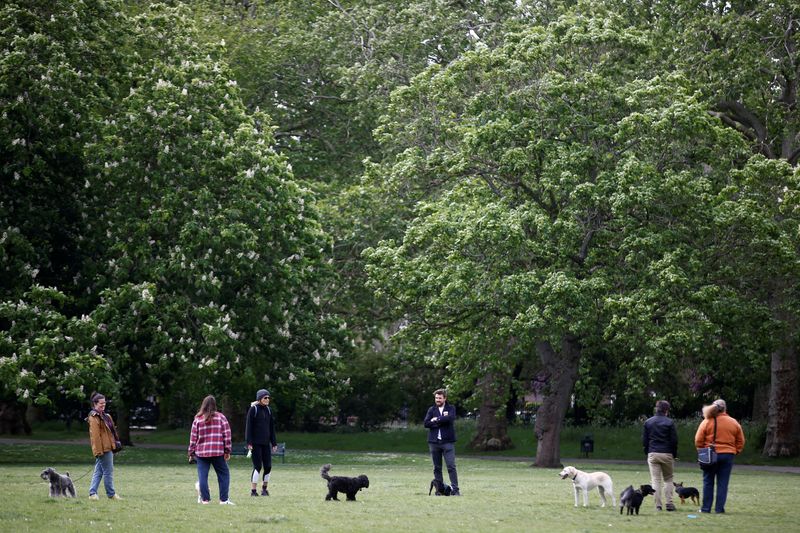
[619,484,655,515]
[320,464,369,501]
[428,478,452,496]
[674,481,700,505]
[40,467,76,498]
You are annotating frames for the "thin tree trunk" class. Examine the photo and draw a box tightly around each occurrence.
[533,336,582,468]
[469,371,513,451]
[117,403,132,446]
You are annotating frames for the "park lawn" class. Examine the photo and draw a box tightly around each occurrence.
[7,419,797,467]
[2,446,797,533]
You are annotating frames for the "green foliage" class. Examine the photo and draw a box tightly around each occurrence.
[0,285,115,408]
[0,0,126,300]
[78,3,348,419]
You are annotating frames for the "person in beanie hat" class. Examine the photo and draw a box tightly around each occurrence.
[246,388,277,496]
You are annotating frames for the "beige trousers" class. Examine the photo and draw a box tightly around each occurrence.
[647,452,675,509]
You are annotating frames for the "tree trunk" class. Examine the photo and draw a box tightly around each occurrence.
[0,402,31,435]
[117,404,132,446]
[763,345,800,457]
[763,292,800,457]
[469,371,513,451]
[533,336,582,468]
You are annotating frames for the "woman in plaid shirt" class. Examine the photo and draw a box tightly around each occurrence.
[188,395,235,505]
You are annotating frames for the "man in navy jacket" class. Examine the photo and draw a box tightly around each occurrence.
[643,399,678,511]
[424,389,460,495]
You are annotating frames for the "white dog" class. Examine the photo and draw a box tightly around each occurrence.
[558,466,615,508]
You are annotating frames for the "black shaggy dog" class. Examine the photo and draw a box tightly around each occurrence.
[320,464,369,501]
[619,484,655,515]
[40,467,76,498]
[428,479,452,496]
[674,482,700,505]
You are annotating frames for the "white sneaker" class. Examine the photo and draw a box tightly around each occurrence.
[88,494,99,500]
[219,500,236,505]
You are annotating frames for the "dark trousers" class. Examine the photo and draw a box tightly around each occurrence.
[429,441,459,491]
[251,444,272,483]
[701,452,735,513]
[197,455,230,502]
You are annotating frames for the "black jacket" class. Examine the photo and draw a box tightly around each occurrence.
[245,403,277,447]
[424,403,457,444]
[642,414,678,457]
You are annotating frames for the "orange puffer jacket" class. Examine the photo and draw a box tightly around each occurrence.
[694,407,745,455]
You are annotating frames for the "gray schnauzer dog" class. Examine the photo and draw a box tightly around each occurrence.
[40,467,76,498]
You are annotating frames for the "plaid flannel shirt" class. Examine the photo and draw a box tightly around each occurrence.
[188,412,232,458]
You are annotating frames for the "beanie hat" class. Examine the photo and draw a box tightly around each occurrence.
[713,399,726,412]
[256,389,270,401]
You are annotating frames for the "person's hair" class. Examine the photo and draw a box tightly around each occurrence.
[197,395,218,423]
[90,392,105,406]
[433,388,447,398]
[655,400,670,415]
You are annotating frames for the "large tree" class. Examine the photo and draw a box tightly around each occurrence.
[637,0,800,456]
[80,4,348,435]
[365,10,756,466]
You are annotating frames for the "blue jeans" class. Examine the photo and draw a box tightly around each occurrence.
[429,441,459,491]
[197,455,230,502]
[701,452,735,513]
[89,451,115,497]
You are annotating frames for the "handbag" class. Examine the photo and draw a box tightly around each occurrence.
[697,418,717,467]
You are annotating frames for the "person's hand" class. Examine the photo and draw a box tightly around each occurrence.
[224,453,231,461]
[247,444,252,450]
[430,417,438,423]
[272,445,278,453]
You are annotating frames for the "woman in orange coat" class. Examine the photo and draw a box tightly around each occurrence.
[694,399,745,513]
[87,392,122,500]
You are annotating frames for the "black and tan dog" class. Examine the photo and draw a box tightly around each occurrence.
[428,478,452,496]
[40,467,76,498]
[674,482,700,505]
[320,464,369,501]
[619,484,655,515]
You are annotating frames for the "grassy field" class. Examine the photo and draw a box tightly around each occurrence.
[1,446,797,533]
[8,418,797,466]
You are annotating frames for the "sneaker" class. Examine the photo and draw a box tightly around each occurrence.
[88,494,99,500]
[665,503,676,512]
[201,500,210,505]
[251,489,258,497]
[110,494,122,500]
[261,488,269,496]
[219,500,236,505]
[656,506,662,511]
[450,489,461,496]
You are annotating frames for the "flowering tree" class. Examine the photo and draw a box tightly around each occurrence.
[0,286,115,433]
[79,5,348,433]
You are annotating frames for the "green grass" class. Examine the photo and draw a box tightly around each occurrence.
[6,418,798,466]
[2,446,797,533]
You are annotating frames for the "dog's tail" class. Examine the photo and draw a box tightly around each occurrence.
[429,480,435,496]
[320,464,332,480]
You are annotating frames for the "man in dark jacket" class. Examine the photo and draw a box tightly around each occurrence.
[643,399,678,511]
[424,389,460,496]
[246,388,277,496]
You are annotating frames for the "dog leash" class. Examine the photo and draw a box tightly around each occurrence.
[69,464,97,483]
